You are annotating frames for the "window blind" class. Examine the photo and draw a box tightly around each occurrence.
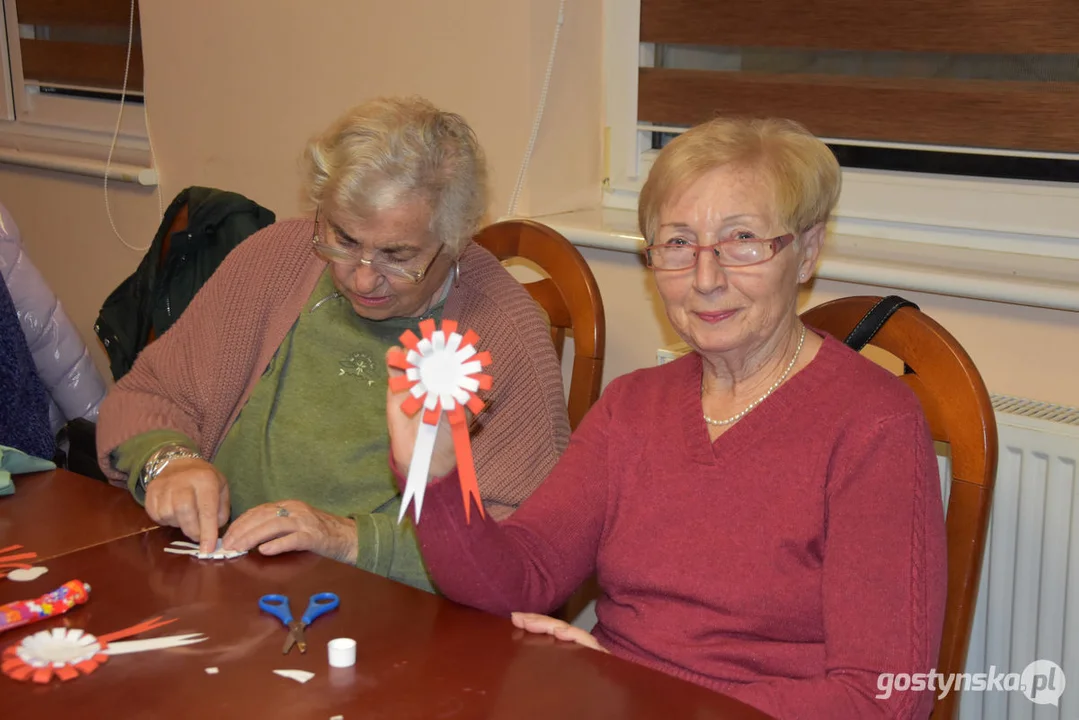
[639,0,1079,153]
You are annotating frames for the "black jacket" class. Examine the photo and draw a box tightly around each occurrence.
[95,186,275,381]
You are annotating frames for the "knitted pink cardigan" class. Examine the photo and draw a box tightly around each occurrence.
[96,219,571,515]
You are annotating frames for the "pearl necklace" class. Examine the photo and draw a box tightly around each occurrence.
[703,324,807,427]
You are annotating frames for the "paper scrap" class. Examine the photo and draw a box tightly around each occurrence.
[6,566,48,582]
[274,669,315,684]
[165,539,246,560]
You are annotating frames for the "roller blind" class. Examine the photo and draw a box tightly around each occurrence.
[639,0,1079,153]
[15,0,142,93]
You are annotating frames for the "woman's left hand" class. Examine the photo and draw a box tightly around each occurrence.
[221,501,357,564]
[510,612,609,653]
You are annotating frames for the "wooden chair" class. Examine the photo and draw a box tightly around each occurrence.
[473,219,606,432]
[800,296,997,720]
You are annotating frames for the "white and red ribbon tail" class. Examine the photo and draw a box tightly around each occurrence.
[399,420,439,523]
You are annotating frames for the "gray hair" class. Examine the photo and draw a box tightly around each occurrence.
[302,96,488,255]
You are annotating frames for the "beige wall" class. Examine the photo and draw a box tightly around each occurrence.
[2,0,1076,411]
[0,0,601,379]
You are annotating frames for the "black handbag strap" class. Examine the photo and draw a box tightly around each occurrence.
[843,295,920,351]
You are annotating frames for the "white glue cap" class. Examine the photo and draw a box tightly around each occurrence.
[327,638,357,668]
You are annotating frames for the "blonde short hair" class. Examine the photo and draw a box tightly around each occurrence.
[302,96,488,255]
[638,117,841,244]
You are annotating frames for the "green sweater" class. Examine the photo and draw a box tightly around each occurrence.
[115,269,442,591]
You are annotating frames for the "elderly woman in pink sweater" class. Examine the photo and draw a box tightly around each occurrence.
[387,118,947,718]
[96,97,569,591]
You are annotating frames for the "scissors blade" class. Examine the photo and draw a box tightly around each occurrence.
[280,622,307,654]
[281,623,302,654]
[292,622,308,654]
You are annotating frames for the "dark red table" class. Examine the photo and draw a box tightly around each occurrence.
[0,469,157,561]
[0,527,772,719]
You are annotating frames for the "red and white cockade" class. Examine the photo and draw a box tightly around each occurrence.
[388,319,493,524]
[2,616,206,684]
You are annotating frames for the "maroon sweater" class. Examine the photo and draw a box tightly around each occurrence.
[401,333,947,719]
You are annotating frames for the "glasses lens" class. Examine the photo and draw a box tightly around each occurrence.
[374,261,421,283]
[720,239,772,266]
[650,245,697,270]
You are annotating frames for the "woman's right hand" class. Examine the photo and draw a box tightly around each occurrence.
[385,348,458,479]
[144,458,231,554]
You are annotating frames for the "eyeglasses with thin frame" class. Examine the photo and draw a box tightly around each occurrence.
[642,232,796,271]
[310,208,444,284]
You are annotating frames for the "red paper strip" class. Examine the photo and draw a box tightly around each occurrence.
[386,349,410,370]
[98,616,177,644]
[73,659,100,675]
[460,329,480,349]
[399,330,421,351]
[9,664,33,682]
[449,407,484,523]
[55,665,80,682]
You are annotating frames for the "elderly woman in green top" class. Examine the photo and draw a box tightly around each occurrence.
[96,97,571,591]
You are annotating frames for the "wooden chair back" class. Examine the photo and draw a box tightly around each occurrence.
[801,296,997,720]
[473,219,606,431]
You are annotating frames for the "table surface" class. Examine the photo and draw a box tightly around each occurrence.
[0,470,157,562]
[0,527,772,719]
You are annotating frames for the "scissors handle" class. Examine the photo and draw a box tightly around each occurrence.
[258,594,294,626]
[300,592,340,626]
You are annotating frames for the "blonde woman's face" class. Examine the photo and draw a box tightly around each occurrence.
[324,197,453,320]
[651,164,821,360]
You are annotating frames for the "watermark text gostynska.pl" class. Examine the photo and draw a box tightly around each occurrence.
[876,660,1065,706]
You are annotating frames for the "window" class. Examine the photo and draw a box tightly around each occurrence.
[604,1,1079,261]
[0,0,148,165]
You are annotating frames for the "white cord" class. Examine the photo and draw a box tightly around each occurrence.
[103,0,151,251]
[505,0,565,218]
[144,102,165,220]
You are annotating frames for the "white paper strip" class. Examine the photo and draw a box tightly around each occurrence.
[398,420,439,523]
[165,539,247,560]
[105,633,208,655]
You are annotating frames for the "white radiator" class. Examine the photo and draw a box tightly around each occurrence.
[958,396,1079,720]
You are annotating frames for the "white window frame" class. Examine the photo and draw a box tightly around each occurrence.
[601,0,1079,262]
[0,0,153,181]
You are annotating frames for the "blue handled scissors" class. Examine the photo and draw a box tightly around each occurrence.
[258,592,340,654]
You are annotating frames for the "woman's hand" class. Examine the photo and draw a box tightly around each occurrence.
[385,347,458,478]
[145,458,230,554]
[510,612,609,653]
[221,501,357,564]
